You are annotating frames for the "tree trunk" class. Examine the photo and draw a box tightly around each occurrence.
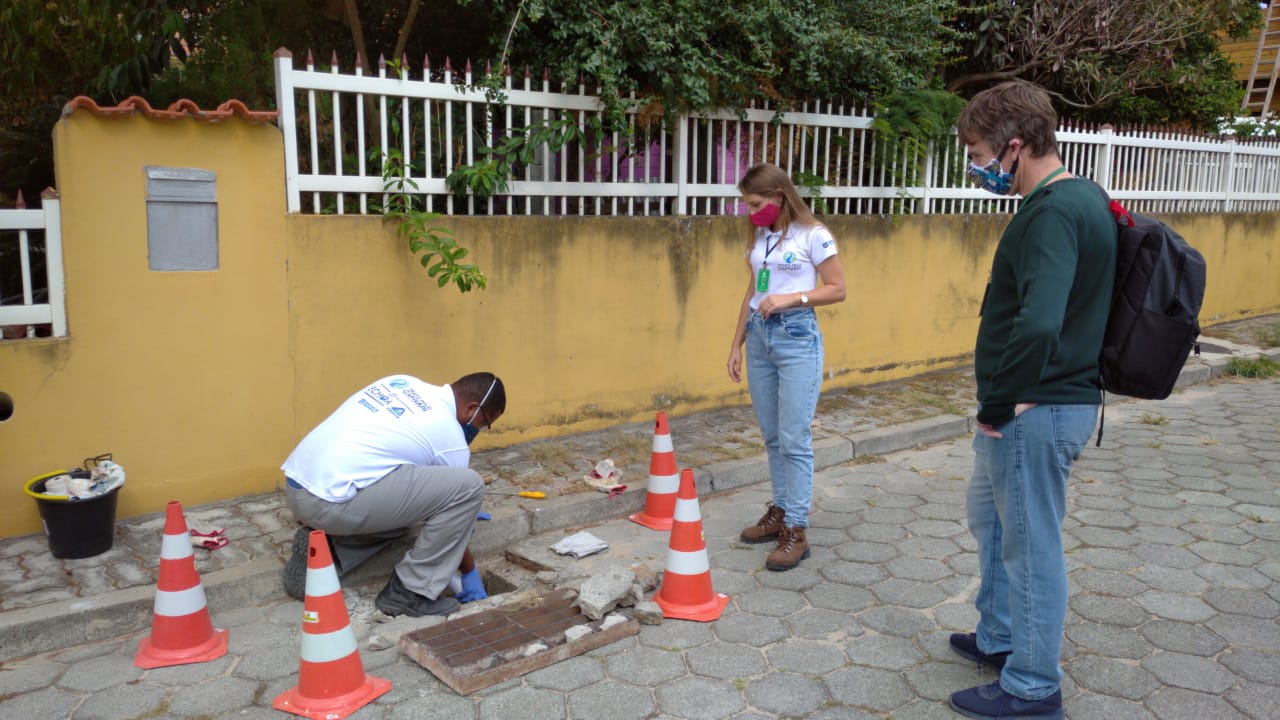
[393,0,422,67]
[343,0,371,74]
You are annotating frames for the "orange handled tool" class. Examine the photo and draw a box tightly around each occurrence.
[488,490,547,499]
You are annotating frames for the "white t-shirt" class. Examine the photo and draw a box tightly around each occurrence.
[747,223,839,310]
[281,375,470,502]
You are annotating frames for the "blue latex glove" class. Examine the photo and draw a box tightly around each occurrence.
[476,511,492,521]
[457,568,487,603]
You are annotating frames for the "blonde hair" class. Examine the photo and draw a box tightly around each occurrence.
[737,163,820,241]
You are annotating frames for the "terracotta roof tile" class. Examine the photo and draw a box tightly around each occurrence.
[62,96,278,123]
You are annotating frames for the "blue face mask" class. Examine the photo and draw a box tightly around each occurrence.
[966,145,1017,196]
[461,420,480,446]
[460,378,498,446]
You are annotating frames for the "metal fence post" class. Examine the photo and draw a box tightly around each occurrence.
[1224,136,1237,213]
[673,113,689,215]
[40,190,67,337]
[273,49,301,214]
[1095,124,1115,192]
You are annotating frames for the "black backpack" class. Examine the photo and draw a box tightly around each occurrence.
[1093,187,1207,442]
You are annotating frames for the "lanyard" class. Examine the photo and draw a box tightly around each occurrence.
[761,232,783,269]
[1025,166,1067,202]
[756,232,784,292]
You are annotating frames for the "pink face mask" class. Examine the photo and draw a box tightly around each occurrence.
[749,202,780,228]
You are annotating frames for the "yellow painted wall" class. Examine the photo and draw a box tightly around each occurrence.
[283,213,998,447]
[0,113,294,536]
[2,112,1279,538]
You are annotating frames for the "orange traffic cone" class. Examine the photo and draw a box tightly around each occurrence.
[274,530,390,720]
[629,411,679,530]
[134,501,229,668]
[655,468,730,622]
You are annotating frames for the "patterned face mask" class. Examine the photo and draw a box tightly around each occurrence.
[966,145,1017,196]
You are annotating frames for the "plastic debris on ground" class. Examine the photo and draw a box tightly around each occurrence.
[551,530,610,559]
[41,460,126,500]
[583,458,625,493]
[189,525,229,551]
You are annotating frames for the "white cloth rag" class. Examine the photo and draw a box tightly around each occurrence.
[551,531,610,559]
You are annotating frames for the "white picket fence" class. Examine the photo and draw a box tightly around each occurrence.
[0,191,67,338]
[273,50,1280,217]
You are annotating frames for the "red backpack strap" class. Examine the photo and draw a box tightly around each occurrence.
[1108,199,1135,228]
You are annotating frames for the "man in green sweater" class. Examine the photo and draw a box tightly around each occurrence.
[947,82,1116,720]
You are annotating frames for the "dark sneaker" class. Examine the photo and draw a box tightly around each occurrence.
[950,632,1010,670]
[765,526,810,571]
[282,526,311,600]
[950,682,1063,720]
[740,503,786,544]
[375,572,460,617]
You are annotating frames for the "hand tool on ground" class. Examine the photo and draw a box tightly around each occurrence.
[487,490,547,499]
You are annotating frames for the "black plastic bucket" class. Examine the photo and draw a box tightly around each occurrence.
[24,470,119,559]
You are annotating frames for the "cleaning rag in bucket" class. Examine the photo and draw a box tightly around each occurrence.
[550,530,609,559]
[41,460,126,500]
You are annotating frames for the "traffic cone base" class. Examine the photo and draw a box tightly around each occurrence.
[656,587,730,622]
[134,501,228,669]
[273,674,391,720]
[274,530,389,719]
[655,469,729,622]
[630,411,679,531]
[135,627,228,669]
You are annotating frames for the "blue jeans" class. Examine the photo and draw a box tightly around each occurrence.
[745,308,823,528]
[967,404,1096,700]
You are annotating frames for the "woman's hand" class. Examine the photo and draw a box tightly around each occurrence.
[756,293,796,319]
[727,346,744,383]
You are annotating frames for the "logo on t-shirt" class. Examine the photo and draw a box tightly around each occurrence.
[389,378,409,389]
[388,406,406,418]
[783,251,797,264]
[822,240,834,249]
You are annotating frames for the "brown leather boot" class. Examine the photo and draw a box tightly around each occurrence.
[766,527,810,571]
[740,503,786,544]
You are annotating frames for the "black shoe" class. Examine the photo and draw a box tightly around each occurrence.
[375,573,460,617]
[950,632,1010,670]
[950,681,1062,720]
[282,526,311,600]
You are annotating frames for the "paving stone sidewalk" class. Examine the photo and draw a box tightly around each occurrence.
[0,371,1277,718]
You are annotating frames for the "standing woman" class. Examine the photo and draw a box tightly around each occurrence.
[727,162,847,571]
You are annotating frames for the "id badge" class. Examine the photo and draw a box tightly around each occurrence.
[756,268,771,292]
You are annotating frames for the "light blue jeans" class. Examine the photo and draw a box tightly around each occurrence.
[967,404,1097,700]
[745,308,823,528]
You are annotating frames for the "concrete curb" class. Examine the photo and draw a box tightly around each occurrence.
[0,351,1265,661]
[0,559,281,662]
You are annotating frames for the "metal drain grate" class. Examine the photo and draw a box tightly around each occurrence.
[399,587,639,694]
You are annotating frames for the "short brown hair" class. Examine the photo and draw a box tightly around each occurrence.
[956,81,1059,158]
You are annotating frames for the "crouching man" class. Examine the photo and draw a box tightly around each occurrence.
[281,372,505,617]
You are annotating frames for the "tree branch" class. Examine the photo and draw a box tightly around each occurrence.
[343,0,370,74]
[392,0,421,66]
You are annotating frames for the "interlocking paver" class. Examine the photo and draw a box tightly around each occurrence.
[1,365,1278,719]
[746,672,829,716]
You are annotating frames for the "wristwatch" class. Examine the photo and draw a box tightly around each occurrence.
[800,293,809,305]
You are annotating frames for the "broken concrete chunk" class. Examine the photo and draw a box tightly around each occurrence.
[523,642,549,657]
[634,601,663,625]
[564,624,593,641]
[366,634,395,652]
[575,565,637,620]
[600,613,628,630]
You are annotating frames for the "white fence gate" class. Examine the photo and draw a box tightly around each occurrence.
[274,50,1280,217]
[0,190,67,339]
